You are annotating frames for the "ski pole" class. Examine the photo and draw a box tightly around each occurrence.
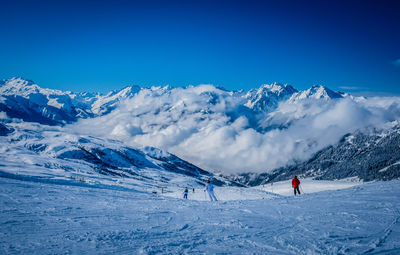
[299,185,305,194]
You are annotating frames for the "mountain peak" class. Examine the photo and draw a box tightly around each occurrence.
[289,85,343,102]
[5,77,35,85]
[307,85,342,98]
[244,83,298,111]
[258,83,297,95]
[106,85,141,98]
[0,77,68,98]
[0,77,40,95]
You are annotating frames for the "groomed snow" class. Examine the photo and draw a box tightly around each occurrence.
[254,178,362,197]
[1,176,399,254]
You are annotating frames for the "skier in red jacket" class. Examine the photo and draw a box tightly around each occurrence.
[292,176,301,196]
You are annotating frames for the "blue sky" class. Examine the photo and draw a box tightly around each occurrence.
[1,0,399,94]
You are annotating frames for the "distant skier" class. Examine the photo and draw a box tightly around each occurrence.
[205,180,218,201]
[292,176,301,196]
[183,187,188,199]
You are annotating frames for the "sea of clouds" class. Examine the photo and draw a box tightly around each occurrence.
[67,85,400,174]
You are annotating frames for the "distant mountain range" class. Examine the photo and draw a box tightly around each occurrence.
[0,77,346,126]
[0,78,142,125]
[1,77,399,185]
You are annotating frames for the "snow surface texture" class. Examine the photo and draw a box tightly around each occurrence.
[1,176,399,254]
[254,178,361,197]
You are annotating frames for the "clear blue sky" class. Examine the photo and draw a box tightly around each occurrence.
[1,0,399,94]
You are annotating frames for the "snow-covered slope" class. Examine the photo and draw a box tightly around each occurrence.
[0,122,237,193]
[254,177,362,196]
[1,175,399,254]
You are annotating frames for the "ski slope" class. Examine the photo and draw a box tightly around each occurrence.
[254,178,362,197]
[1,176,399,254]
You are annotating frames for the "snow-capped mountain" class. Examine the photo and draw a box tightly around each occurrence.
[0,78,346,127]
[288,85,344,102]
[0,78,141,125]
[91,85,141,115]
[244,83,298,111]
[2,77,400,181]
[0,78,84,125]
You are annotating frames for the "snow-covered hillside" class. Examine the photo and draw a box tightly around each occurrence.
[2,77,400,179]
[0,122,239,195]
[1,175,399,254]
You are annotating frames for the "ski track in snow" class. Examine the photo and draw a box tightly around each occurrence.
[1,177,400,254]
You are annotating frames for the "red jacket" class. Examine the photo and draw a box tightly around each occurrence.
[292,177,300,188]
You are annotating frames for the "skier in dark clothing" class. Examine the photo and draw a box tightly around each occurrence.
[183,187,188,199]
[292,176,301,195]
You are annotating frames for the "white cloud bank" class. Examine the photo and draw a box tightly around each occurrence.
[67,85,400,174]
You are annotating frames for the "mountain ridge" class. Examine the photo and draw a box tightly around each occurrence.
[0,77,346,126]
[2,77,399,182]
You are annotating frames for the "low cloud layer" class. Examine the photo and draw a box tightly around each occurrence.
[68,86,400,174]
